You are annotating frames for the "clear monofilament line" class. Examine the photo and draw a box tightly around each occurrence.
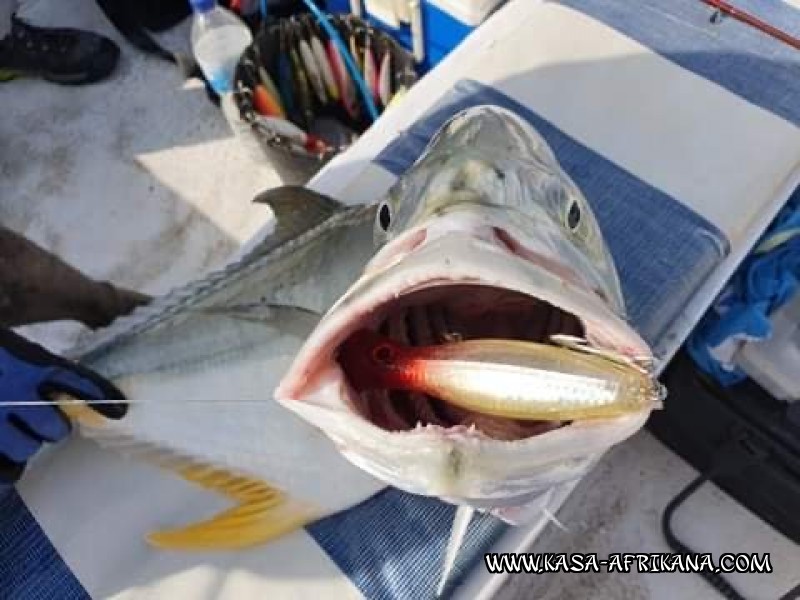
[0,399,273,407]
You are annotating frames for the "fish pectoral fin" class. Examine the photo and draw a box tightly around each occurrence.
[148,463,319,551]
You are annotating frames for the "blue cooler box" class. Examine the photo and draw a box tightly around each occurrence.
[325,0,506,71]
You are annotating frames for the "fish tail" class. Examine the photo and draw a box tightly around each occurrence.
[61,404,319,551]
[148,463,317,550]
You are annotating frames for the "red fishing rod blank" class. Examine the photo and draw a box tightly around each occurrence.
[701,0,800,51]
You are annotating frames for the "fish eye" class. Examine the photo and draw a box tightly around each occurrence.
[378,202,392,231]
[566,201,581,231]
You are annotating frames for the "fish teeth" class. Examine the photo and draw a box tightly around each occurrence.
[409,304,434,346]
[388,309,409,345]
[411,393,446,427]
[365,389,404,431]
[428,305,451,343]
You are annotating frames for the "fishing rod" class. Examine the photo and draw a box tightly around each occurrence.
[700,0,800,50]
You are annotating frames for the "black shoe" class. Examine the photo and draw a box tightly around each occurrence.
[0,16,120,85]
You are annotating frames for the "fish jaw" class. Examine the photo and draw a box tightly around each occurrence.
[275,227,654,504]
[285,385,647,504]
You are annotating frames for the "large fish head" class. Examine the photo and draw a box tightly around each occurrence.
[276,105,655,510]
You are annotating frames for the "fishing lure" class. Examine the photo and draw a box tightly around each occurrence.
[254,115,329,154]
[362,32,379,106]
[307,21,339,101]
[377,40,392,108]
[288,25,315,128]
[297,21,328,106]
[278,24,298,124]
[256,66,286,118]
[253,84,285,118]
[349,28,362,75]
[327,26,359,120]
[338,330,664,421]
[387,86,408,108]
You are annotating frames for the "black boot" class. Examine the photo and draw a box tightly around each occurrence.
[0,15,120,85]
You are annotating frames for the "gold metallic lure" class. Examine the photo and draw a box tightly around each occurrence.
[338,330,664,421]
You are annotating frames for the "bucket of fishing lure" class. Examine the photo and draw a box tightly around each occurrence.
[232,13,418,184]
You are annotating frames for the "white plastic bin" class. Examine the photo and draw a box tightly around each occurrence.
[735,292,800,402]
[346,0,507,68]
[426,0,507,26]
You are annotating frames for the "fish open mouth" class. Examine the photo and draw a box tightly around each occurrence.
[278,232,651,448]
[335,283,588,441]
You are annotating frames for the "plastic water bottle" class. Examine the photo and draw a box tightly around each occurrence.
[190,0,253,95]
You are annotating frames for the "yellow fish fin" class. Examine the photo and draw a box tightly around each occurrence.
[60,402,108,427]
[61,403,319,550]
[148,462,318,550]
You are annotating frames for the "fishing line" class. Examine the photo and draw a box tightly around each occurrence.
[0,399,274,407]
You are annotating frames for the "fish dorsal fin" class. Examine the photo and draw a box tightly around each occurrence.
[61,403,318,550]
[252,185,343,211]
[238,186,345,263]
[254,186,342,228]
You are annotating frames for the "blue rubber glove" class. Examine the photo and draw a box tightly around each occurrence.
[0,328,127,485]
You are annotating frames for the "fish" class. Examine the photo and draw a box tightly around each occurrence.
[61,105,661,556]
[63,190,384,550]
[275,105,661,511]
